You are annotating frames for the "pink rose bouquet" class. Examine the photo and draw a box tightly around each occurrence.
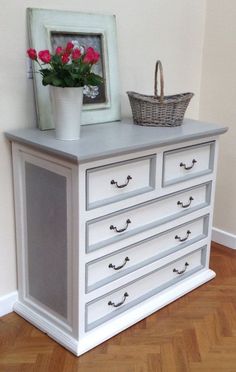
[27,41,103,88]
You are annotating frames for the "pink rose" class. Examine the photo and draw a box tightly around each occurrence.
[27,48,37,60]
[66,41,74,52]
[55,46,63,55]
[71,48,81,60]
[38,50,51,63]
[61,53,70,64]
[83,47,100,64]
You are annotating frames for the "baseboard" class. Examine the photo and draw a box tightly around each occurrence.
[0,291,18,317]
[212,227,236,249]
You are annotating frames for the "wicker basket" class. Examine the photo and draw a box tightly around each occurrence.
[127,60,194,127]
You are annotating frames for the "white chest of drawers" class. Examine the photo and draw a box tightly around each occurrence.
[6,118,227,356]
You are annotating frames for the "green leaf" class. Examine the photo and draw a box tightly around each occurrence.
[64,75,75,87]
[42,75,53,86]
[52,77,63,87]
[86,73,103,86]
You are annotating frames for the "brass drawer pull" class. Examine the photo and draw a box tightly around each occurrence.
[175,230,191,242]
[110,175,132,188]
[173,262,189,275]
[108,292,129,308]
[109,257,130,271]
[180,159,197,170]
[110,219,131,233]
[177,196,194,208]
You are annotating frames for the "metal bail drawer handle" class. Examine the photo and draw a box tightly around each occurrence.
[108,292,129,308]
[180,159,197,170]
[175,230,191,242]
[110,175,132,188]
[173,262,189,275]
[109,257,130,270]
[177,196,194,208]
[110,219,131,233]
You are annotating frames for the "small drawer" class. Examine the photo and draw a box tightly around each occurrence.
[85,247,206,331]
[86,215,209,292]
[86,182,211,252]
[86,154,156,210]
[163,142,215,187]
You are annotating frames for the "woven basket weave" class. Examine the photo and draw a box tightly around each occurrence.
[127,60,194,127]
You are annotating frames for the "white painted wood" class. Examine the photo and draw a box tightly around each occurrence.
[163,142,213,185]
[87,183,209,250]
[0,291,18,317]
[84,209,210,263]
[8,128,223,356]
[78,268,216,356]
[84,239,209,302]
[87,155,155,209]
[212,227,236,249]
[13,268,215,356]
[12,143,79,337]
[202,139,219,268]
[87,216,206,290]
[13,301,79,354]
[86,249,202,327]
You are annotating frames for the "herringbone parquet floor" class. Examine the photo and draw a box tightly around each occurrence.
[1,242,236,372]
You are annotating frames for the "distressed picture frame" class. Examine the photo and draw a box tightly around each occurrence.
[27,8,121,130]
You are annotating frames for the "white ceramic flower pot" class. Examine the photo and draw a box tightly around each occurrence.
[50,86,83,140]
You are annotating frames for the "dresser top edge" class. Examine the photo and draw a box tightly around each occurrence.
[5,118,228,163]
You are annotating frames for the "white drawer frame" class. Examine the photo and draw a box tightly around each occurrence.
[85,214,210,292]
[162,141,215,187]
[86,154,156,210]
[85,182,212,252]
[85,245,207,331]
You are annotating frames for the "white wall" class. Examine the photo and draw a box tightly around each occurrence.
[0,0,206,297]
[199,0,236,235]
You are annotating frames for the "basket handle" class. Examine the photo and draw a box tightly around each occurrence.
[154,60,164,102]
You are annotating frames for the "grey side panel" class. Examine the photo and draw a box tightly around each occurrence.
[25,162,68,318]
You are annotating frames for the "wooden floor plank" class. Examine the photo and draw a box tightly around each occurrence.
[1,242,236,371]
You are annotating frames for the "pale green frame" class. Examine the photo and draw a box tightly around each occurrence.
[27,8,121,130]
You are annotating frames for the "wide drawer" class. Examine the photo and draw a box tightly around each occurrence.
[86,154,156,210]
[86,247,206,331]
[86,215,209,292]
[86,182,211,252]
[163,142,215,187]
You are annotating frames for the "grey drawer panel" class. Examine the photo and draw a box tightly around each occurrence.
[85,246,207,331]
[86,214,209,292]
[86,154,156,210]
[162,141,215,187]
[86,182,212,253]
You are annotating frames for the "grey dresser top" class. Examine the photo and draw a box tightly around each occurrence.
[6,118,227,163]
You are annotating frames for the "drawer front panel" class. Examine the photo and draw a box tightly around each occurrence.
[86,215,209,292]
[163,142,215,186]
[86,247,206,330]
[86,155,156,210]
[86,183,211,252]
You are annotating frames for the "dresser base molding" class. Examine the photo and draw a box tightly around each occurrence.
[14,268,215,356]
